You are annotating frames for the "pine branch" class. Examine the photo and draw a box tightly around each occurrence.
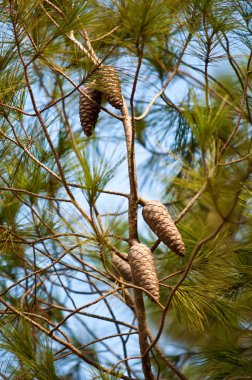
[0,297,136,380]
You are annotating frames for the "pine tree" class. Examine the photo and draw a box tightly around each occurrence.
[0,0,251,379]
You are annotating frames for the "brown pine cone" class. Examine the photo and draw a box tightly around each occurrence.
[79,86,102,136]
[128,243,159,302]
[112,253,132,282]
[93,65,123,109]
[142,200,185,256]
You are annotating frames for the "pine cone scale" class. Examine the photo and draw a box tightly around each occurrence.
[93,65,123,109]
[142,200,185,256]
[128,243,159,302]
[112,253,132,282]
[79,86,102,136]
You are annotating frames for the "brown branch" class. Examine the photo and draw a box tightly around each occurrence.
[175,182,207,223]
[121,92,155,377]
[0,186,72,202]
[121,100,139,244]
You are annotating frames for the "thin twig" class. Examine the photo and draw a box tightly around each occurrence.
[135,34,191,121]
[218,153,252,166]
[219,53,252,157]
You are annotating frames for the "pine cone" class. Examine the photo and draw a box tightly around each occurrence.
[128,243,159,302]
[112,253,132,282]
[93,65,123,109]
[142,200,185,256]
[79,86,102,136]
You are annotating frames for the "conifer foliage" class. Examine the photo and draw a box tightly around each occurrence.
[0,0,251,379]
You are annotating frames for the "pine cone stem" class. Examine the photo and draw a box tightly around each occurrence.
[138,197,146,206]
